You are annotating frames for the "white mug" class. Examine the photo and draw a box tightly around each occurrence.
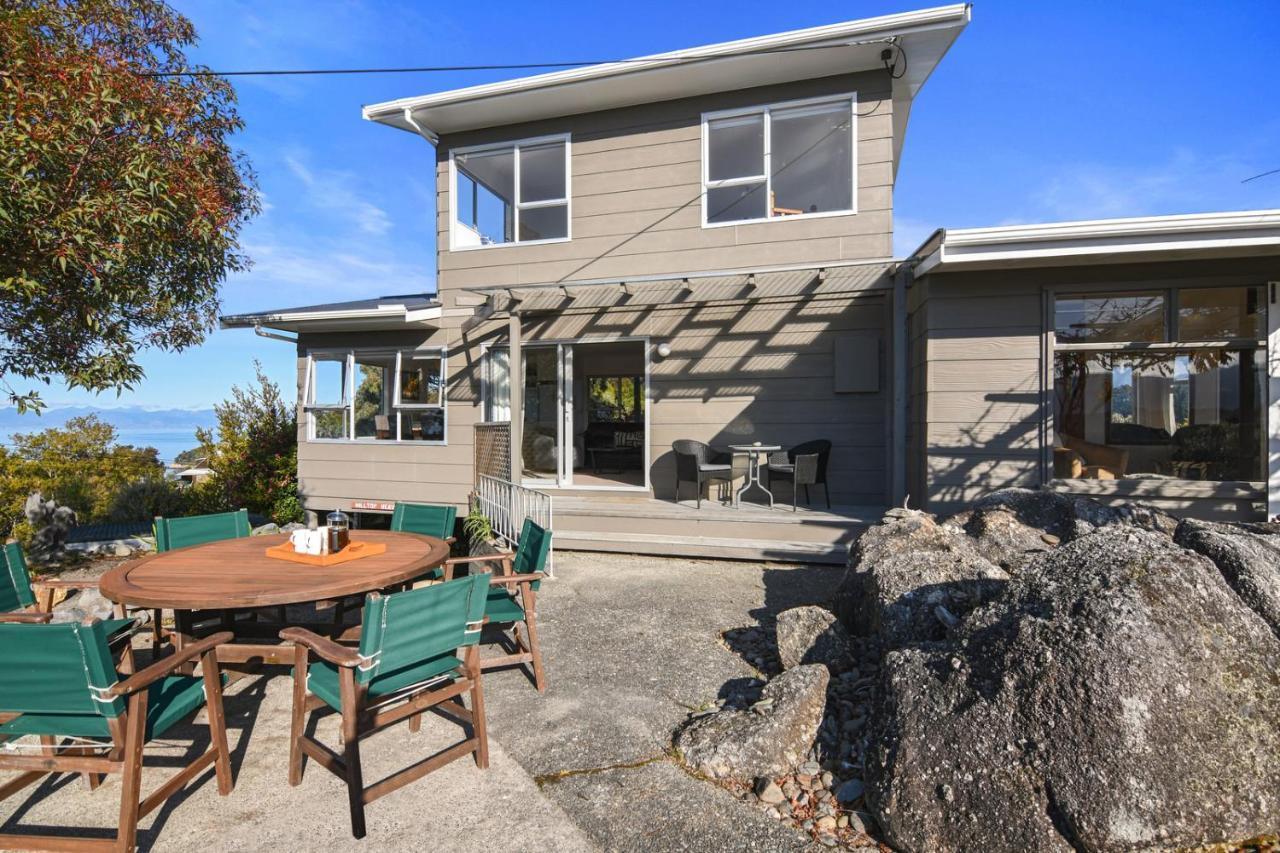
[289,530,309,553]
[306,529,325,556]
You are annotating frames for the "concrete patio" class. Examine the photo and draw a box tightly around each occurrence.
[0,552,843,852]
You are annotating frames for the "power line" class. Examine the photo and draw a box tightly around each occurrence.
[1239,166,1280,183]
[138,38,899,78]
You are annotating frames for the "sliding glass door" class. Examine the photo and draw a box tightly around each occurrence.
[485,340,646,489]
[486,343,572,487]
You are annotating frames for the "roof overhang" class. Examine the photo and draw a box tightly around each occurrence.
[364,4,970,166]
[219,297,442,334]
[911,210,1280,277]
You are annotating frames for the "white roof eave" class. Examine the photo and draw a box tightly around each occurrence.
[913,210,1280,277]
[220,305,443,334]
[363,4,970,137]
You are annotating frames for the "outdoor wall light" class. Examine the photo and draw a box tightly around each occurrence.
[656,342,672,358]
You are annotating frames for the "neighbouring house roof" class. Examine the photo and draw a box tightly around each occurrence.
[175,467,213,478]
[219,294,442,333]
[910,209,1280,277]
[363,4,970,169]
[459,259,897,329]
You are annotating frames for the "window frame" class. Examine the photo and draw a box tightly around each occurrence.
[701,93,858,229]
[448,132,572,252]
[1047,282,1267,484]
[304,347,448,445]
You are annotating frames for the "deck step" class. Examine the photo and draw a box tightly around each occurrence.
[554,530,850,564]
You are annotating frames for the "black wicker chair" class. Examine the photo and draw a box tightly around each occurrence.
[672,440,733,508]
[767,439,832,511]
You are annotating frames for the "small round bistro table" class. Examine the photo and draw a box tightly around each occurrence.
[100,530,450,667]
[728,444,782,508]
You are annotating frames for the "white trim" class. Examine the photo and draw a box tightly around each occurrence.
[362,4,970,133]
[700,93,857,228]
[304,347,448,446]
[449,133,571,252]
[221,302,441,334]
[913,210,1280,277]
[1269,280,1280,519]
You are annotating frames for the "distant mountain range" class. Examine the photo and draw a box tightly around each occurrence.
[0,405,217,433]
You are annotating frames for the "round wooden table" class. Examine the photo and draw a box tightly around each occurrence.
[100,530,450,666]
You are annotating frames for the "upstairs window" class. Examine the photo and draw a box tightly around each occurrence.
[451,135,570,249]
[703,95,855,226]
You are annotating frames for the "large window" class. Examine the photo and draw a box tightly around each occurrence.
[1052,286,1265,483]
[305,349,446,443]
[451,135,570,249]
[702,95,855,226]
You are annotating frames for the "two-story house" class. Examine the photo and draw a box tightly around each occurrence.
[223,4,1280,561]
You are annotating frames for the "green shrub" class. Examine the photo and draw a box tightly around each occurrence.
[190,362,302,525]
[462,499,494,547]
[0,415,164,538]
[107,478,192,523]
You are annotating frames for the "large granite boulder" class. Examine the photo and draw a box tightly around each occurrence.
[961,507,1055,572]
[970,487,1118,542]
[775,606,851,671]
[834,513,1008,647]
[868,527,1280,853]
[1174,517,1280,638]
[676,664,829,780]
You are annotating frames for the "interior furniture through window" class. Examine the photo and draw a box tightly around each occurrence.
[1052,285,1265,483]
[305,349,446,443]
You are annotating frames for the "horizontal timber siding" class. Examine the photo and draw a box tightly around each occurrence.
[294,290,892,513]
[434,71,894,299]
[912,258,1278,522]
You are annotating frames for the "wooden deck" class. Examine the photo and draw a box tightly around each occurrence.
[551,493,882,564]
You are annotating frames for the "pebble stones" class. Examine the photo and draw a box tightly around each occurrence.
[735,633,879,849]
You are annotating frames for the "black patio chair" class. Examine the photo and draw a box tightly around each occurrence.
[767,439,832,511]
[672,440,733,508]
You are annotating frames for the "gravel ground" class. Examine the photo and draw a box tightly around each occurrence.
[3,549,846,852]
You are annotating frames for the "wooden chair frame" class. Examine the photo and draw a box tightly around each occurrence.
[0,629,234,853]
[281,621,489,839]
[1,544,141,670]
[443,554,547,692]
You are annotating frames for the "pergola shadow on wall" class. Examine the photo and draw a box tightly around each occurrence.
[454,261,905,509]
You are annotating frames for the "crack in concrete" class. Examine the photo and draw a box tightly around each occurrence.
[533,753,670,788]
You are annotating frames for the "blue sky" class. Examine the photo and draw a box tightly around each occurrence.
[17,0,1280,410]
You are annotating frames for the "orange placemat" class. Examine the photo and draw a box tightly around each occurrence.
[265,540,387,567]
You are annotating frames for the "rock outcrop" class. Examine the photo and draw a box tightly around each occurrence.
[834,512,1008,648]
[775,606,851,671]
[868,526,1280,853]
[961,507,1055,572]
[676,664,829,780]
[24,492,76,564]
[1175,517,1280,638]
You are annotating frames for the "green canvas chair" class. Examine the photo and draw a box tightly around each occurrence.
[153,508,250,552]
[0,621,234,852]
[443,518,551,692]
[0,542,138,661]
[154,509,260,634]
[390,502,457,582]
[281,572,491,839]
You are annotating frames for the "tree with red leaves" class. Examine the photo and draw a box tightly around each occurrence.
[0,0,258,411]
